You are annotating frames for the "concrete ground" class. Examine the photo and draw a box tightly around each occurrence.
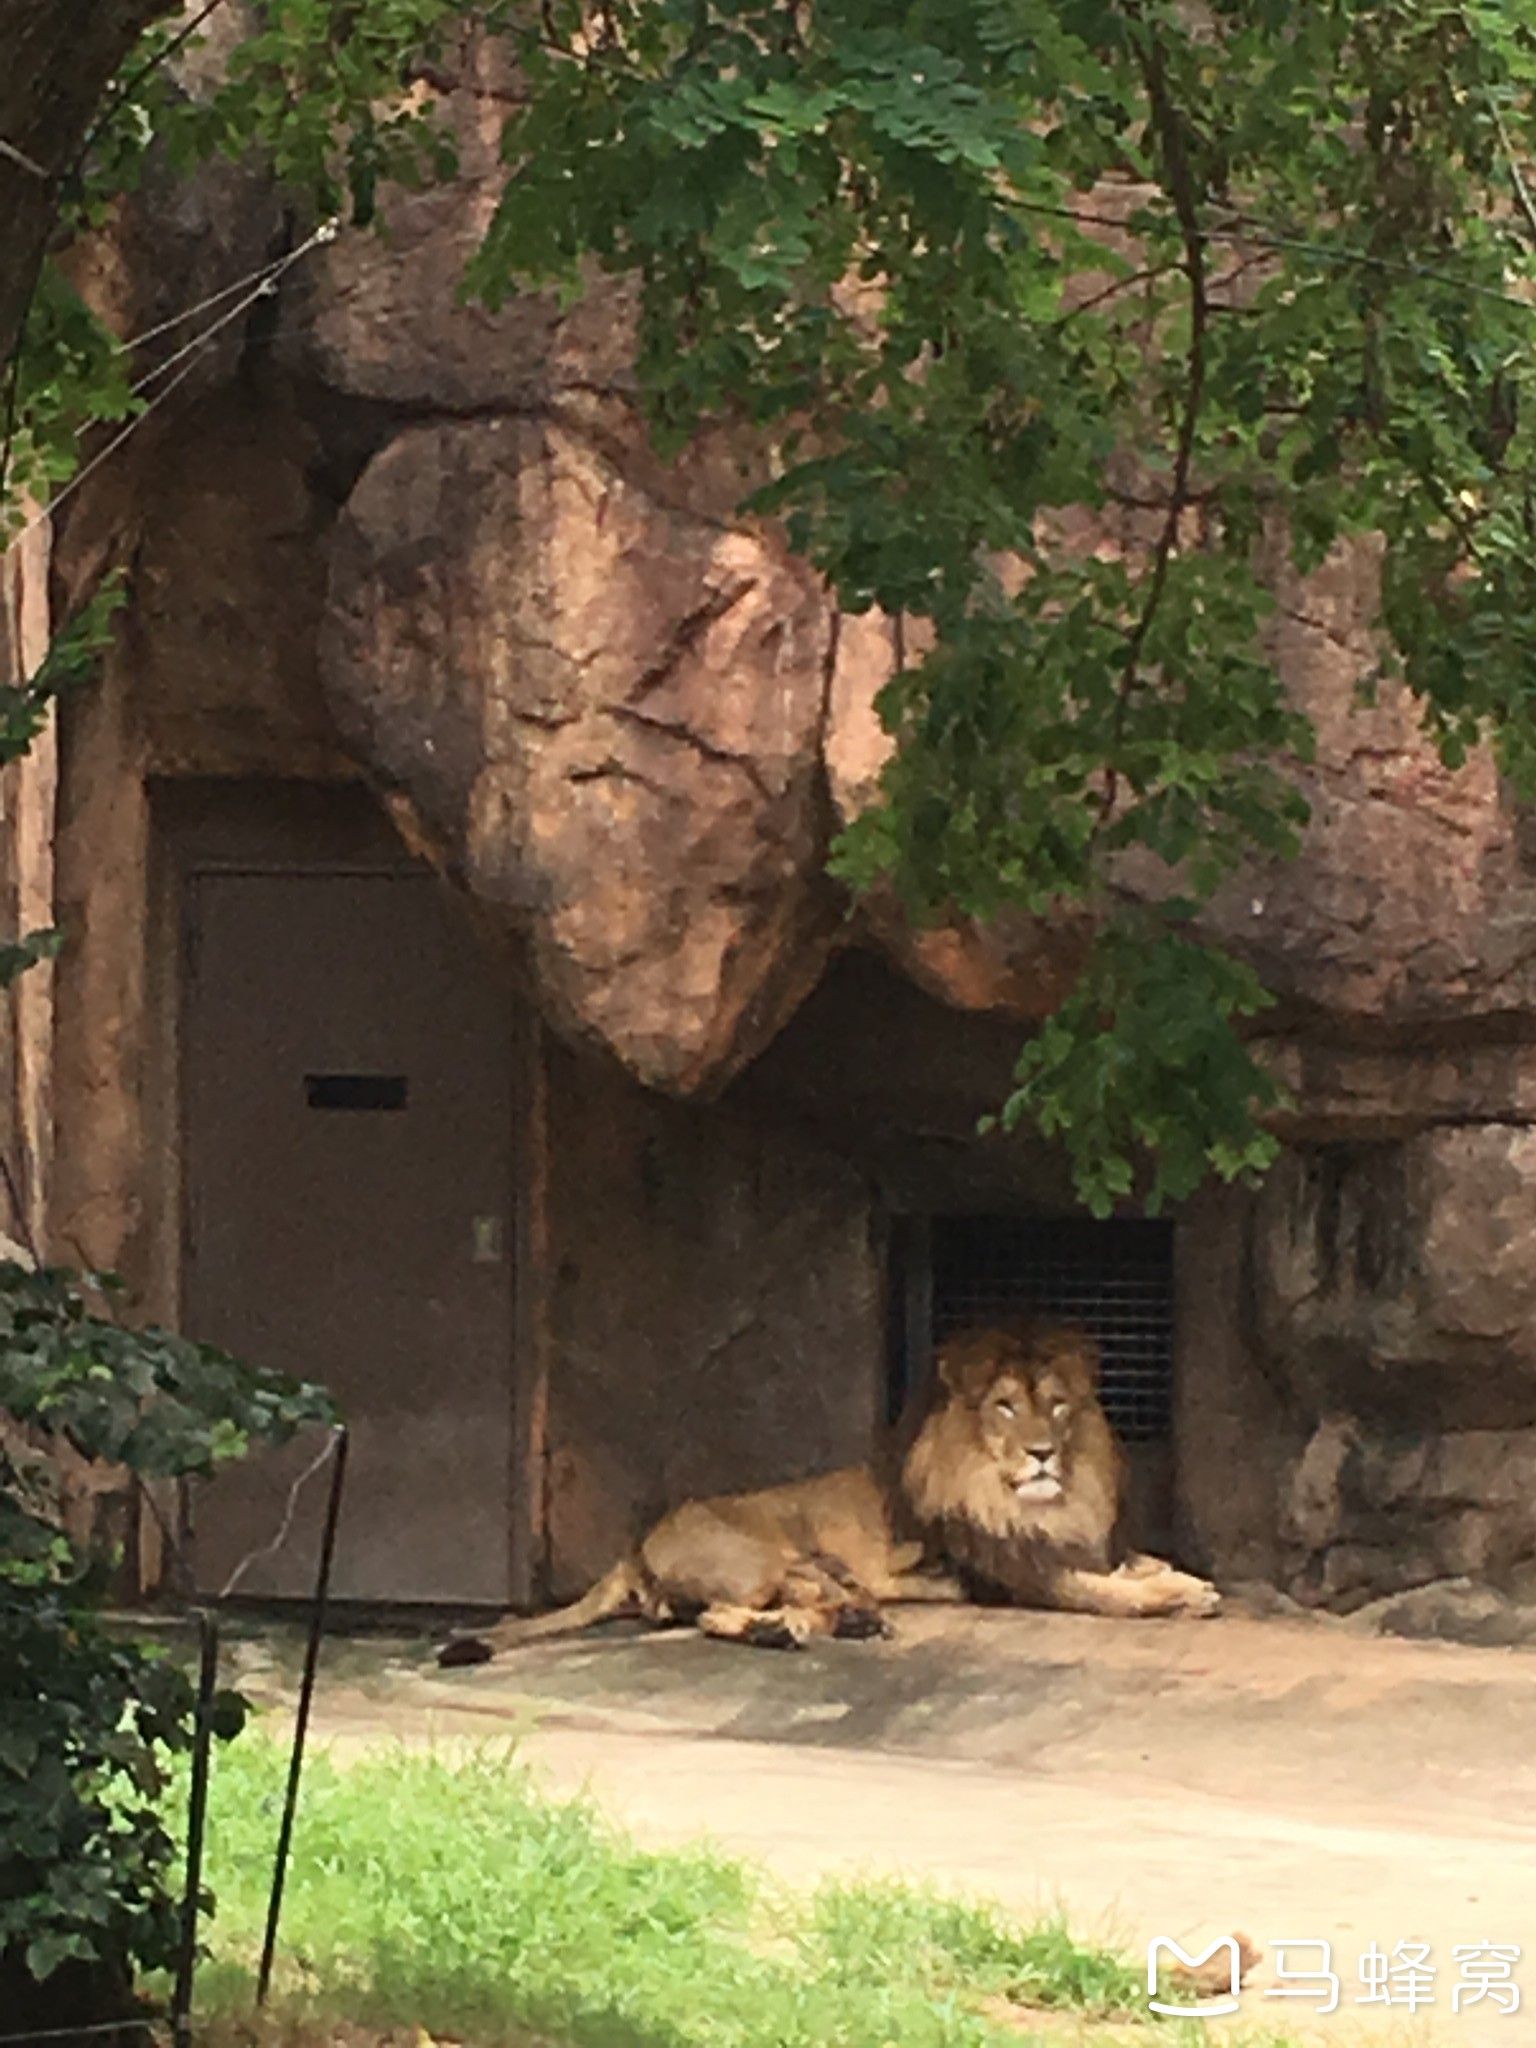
[223,1601,1536,2045]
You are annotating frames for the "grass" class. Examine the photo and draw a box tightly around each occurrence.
[154,1726,1302,2048]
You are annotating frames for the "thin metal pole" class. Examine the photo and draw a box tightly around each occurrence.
[171,1609,219,2048]
[254,1426,349,2008]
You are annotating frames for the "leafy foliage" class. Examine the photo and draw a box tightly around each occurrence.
[988,912,1284,1215]
[0,1253,335,1995]
[25,1,1536,1207]
[465,0,1536,1205]
[0,1589,242,1989]
[0,576,123,768]
[14,0,1536,1215]
[134,0,464,220]
[0,1262,336,1509]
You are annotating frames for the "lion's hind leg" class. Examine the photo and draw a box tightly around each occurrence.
[693,1555,891,1651]
[695,1599,885,1651]
[697,1602,819,1650]
[640,1506,831,1649]
[798,1552,892,1639]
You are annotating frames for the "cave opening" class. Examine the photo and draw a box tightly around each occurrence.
[885,1212,1177,1543]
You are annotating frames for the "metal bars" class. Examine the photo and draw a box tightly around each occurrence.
[929,1216,1175,1442]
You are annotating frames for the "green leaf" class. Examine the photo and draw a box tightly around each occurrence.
[25,1931,96,1982]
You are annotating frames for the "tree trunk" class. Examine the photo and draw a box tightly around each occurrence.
[0,0,179,377]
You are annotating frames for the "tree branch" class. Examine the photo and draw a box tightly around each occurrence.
[1093,13,1209,836]
[71,0,230,182]
[0,0,180,380]
[1054,264,1173,326]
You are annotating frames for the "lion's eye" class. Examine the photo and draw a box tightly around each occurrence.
[995,1401,1015,1419]
[1051,1401,1070,1420]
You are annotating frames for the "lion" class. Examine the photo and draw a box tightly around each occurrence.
[436,1321,1219,1664]
[901,1322,1218,1617]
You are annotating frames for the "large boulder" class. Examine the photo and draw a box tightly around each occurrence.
[320,415,839,1093]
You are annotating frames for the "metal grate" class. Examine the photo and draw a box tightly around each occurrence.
[929,1216,1175,1442]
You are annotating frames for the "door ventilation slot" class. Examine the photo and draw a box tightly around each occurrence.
[304,1073,408,1112]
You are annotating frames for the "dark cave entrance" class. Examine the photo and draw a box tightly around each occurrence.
[886,1213,1177,1545]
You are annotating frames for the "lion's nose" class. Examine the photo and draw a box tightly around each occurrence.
[1027,1445,1055,1467]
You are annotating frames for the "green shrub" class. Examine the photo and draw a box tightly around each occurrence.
[0,1259,333,2030]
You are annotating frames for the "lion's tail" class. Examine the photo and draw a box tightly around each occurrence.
[438,1559,643,1665]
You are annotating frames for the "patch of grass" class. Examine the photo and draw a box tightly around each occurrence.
[159,1729,1296,2048]
[802,1880,1145,2017]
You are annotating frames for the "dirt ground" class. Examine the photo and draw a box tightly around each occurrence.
[222,1600,1536,2046]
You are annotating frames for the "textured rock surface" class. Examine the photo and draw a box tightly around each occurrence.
[58,10,1536,1090]
[276,31,637,413]
[1203,543,1536,1031]
[270,26,1536,1095]
[52,387,349,780]
[544,1037,882,1596]
[1275,1410,1536,1612]
[1253,1130,1536,1430]
[1247,1131,1536,1606]
[61,3,284,405]
[321,414,840,1093]
[819,527,1536,1045]
[858,892,1095,1022]
[1257,1039,1536,1140]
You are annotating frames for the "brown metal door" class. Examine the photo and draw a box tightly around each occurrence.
[182,868,515,1604]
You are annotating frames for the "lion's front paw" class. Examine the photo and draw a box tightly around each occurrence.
[1163,1572,1222,1618]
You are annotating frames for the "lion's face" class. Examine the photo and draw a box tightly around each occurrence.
[897,1320,1120,1569]
[971,1368,1078,1504]
[942,1326,1097,1506]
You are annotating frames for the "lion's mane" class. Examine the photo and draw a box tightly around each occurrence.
[900,1322,1128,1601]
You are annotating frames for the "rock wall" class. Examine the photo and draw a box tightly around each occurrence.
[1249,1137,1536,1614]
[276,40,1536,1056]
[28,30,1536,1619]
[544,1036,882,1596]
[1206,542,1536,1034]
[46,382,355,1288]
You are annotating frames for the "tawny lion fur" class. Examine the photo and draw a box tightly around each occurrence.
[438,1322,1219,1662]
